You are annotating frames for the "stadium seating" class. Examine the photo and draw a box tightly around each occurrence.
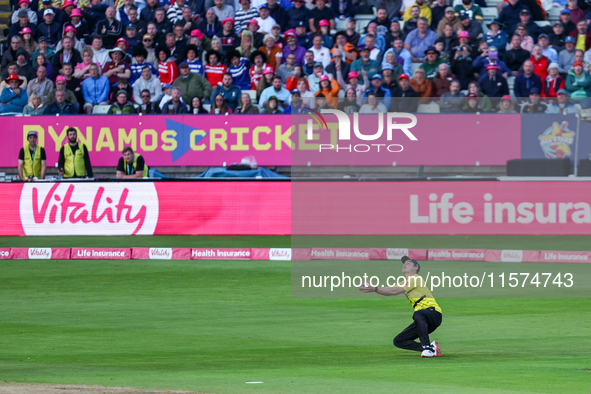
[417,102,440,113]
[92,105,111,115]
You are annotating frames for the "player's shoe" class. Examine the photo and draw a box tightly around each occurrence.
[421,346,436,358]
[431,341,442,357]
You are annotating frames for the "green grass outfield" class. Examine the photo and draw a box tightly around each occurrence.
[0,235,590,394]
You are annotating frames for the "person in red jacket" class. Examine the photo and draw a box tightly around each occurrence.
[542,62,565,99]
[530,45,549,81]
[156,46,178,87]
[204,50,227,87]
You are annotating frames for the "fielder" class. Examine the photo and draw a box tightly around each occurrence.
[359,255,443,358]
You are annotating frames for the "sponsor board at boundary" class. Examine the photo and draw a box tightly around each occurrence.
[1,248,591,263]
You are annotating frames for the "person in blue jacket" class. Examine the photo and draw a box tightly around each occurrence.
[485,20,508,57]
[1,73,28,113]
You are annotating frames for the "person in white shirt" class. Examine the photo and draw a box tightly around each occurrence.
[309,35,331,69]
[91,36,110,67]
[255,3,277,34]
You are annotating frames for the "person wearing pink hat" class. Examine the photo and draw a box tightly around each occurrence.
[58,0,75,25]
[235,0,258,34]
[1,74,28,114]
[479,62,509,100]
[245,18,265,48]
[315,73,339,108]
[55,24,84,53]
[69,8,91,40]
[219,18,239,54]
[19,27,38,56]
[390,73,419,112]
[497,95,518,113]
[11,0,37,25]
[255,65,274,99]
[338,70,367,101]
[282,29,306,66]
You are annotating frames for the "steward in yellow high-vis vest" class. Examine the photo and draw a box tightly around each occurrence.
[359,256,443,358]
[116,147,149,178]
[18,131,46,180]
[58,127,94,178]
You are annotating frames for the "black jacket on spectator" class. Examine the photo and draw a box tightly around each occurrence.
[65,20,91,41]
[549,32,566,53]
[88,3,108,27]
[52,48,83,71]
[44,100,77,114]
[96,18,123,48]
[37,22,62,46]
[325,61,350,83]
[451,56,474,90]
[286,6,310,30]
[479,75,509,97]
[309,6,335,30]
[402,20,417,35]
[37,7,61,23]
[109,84,134,104]
[390,86,419,112]
[504,47,531,72]
[331,0,356,18]
[345,31,360,47]
[498,0,529,35]
[8,22,37,39]
[521,0,545,21]
[431,4,447,30]
[561,21,576,37]
[197,19,221,39]
[269,4,288,30]
[161,100,189,114]
[523,20,542,42]
[141,4,158,22]
[385,31,406,49]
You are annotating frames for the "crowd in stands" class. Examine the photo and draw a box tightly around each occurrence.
[1,0,591,115]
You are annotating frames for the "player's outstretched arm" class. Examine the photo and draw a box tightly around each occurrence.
[359,286,406,296]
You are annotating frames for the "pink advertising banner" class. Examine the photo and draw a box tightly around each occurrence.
[0,114,521,167]
[292,181,591,235]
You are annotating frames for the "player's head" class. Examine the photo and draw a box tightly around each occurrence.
[401,256,420,274]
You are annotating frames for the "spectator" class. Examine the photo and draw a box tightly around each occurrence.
[82,64,110,114]
[437,8,462,37]
[53,37,82,72]
[364,74,392,108]
[9,10,37,40]
[549,22,566,53]
[538,34,558,64]
[545,89,579,114]
[574,48,590,73]
[380,52,404,80]
[3,37,22,69]
[58,0,75,25]
[458,12,483,41]
[235,0,258,34]
[90,36,110,68]
[23,93,46,115]
[473,47,510,78]
[134,89,154,114]
[498,0,529,36]
[504,34,530,75]
[479,63,509,99]
[569,19,591,52]
[234,92,259,113]
[44,89,77,114]
[451,44,474,90]
[432,63,457,97]
[246,18,265,48]
[69,8,91,41]
[166,0,186,24]
[212,0,235,21]
[560,37,576,74]
[308,0,335,33]
[421,45,444,81]
[465,80,492,111]
[390,73,419,112]
[337,70,368,103]
[256,66,274,100]
[157,83,173,110]
[210,93,233,113]
[1,74,28,113]
[256,4,277,35]
[439,80,464,112]
[531,45,550,81]
[102,47,131,86]
[46,75,78,108]
[559,10,576,37]
[173,61,212,104]
[0,63,28,94]
[362,34,384,65]
[514,60,541,99]
[306,35,329,70]
[315,74,339,108]
[182,44,204,76]
[261,95,282,113]
[326,49,350,83]
[404,0,432,25]
[211,72,241,109]
[410,67,432,104]
[141,0,159,22]
[343,17,360,48]
[259,75,290,108]
[198,8,221,39]
[249,50,267,89]
[454,0,482,23]
[404,17,438,63]
[565,60,591,99]
[125,8,146,37]
[382,37,411,76]
[20,27,37,57]
[204,50,227,86]
[331,31,357,66]
[287,0,310,30]
[259,33,282,71]
[403,6,420,35]
[107,90,138,114]
[543,63,566,99]
[497,95,517,113]
[187,96,207,114]
[566,0,585,24]
[360,23,385,53]
[11,0,37,25]
[337,88,360,113]
[520,88,547,112]
[58,127,93,179]
[360,91,388,113]
[486,20,507,57]
[462,93,485,113]
[277,52,297,83]
[351,45,379,80]
[131,47,159,85]
[517,9,541,42]
[330,0,355,19]
[286,89,311,113]
[32,37,55,69]
[156,46,179,86]
[267,0,288,31]
[303,50,316,75]
[37,0,60,23]
[74,47,99,80]
[97,7,123,48]
[154,8,173,40]
[133,65,162,103]
[27,66,54,102]
[431,0,447,30]
[385,20,405,48]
